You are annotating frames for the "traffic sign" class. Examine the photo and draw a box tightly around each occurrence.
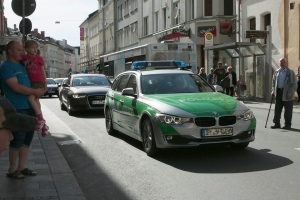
[19,18,32,35]
[244,30,268,39]
[12,0,36,17]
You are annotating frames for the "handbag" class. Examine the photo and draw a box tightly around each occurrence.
[220,77,230,88]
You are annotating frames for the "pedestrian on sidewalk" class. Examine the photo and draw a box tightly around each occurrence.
[207,68,214,86]
[213,61,226,85]
[199,67,207,80]
[296,66,300,102]
[224,66,237,97]
[0,40,45,179]
[0,96,37,156]
[23,40,49,136]
[270,58,297,130]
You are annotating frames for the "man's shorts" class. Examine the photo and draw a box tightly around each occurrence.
[10,109,35,149]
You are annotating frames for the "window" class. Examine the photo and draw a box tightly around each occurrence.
[125,1,129,15]
[249,18,256,43]
[117,74,130,92]
[188,0,195,20]
[174,3,179,25]
[163,8,167,29]
[204,0,213,17]
[224,0,233,16]
[155,12,159,32]
[131,22,138,43]
[144,17,148,36]
[111,75,122,90]
[127,75,137,93]
[264,14,271,44]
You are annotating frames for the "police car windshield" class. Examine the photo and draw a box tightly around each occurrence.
[141,74,214,94]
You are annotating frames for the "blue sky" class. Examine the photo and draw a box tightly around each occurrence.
[4,0,98,46]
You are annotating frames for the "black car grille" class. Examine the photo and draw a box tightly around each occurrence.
[219,116,236,126]
[88,95,105,107]
[194,117,216,127]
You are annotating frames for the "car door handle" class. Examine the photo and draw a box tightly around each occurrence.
[119,100,124,105]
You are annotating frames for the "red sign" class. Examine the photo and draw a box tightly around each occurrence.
[80,28,84,41]
[219,21,236,35]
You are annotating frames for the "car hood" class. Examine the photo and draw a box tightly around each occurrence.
[71,86,110,94]
[141,92,249,117]
[47,84,58,88]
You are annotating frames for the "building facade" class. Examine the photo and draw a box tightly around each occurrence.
[79,0,237,73]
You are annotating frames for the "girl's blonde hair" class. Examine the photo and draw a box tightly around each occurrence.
[24,40,38,48]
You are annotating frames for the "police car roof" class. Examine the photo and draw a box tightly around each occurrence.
[130,60,187,70]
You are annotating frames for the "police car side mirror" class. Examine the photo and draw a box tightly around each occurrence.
[122,88,137,97]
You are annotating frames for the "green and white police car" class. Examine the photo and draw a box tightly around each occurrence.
[104,61,256,156]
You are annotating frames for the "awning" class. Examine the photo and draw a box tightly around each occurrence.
[203,42,266,58]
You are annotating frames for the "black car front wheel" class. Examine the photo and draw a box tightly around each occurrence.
[105,108,117,135]
[60,97,66,111]
[141,118,157,156]
[67,98,74,116]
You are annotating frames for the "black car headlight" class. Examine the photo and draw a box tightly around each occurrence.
[237,110,254,121]
[72,94,86,98]
[156,114,192,125]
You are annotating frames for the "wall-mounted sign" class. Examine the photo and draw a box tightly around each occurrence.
[172,27,190,37]
[219,20,236,35]
[80,28,84,41]
[198,26,216,37]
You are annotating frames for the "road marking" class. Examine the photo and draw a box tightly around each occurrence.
[295,148,300,151]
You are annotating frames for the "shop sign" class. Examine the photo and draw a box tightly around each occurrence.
[219,20,236,35]
[198,26,216,37]
[80,28,84,41]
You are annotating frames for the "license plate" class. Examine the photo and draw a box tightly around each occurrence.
[92,100,105,104]
[48,90,55,93]
[201,128,233,137]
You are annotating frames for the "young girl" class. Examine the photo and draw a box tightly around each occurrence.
[23,40,49,136]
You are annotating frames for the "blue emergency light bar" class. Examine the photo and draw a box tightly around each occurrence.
[130,60,187,70]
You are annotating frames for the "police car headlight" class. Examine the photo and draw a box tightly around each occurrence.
[237,110,254,121]
[73,94,86,98]
[156,114,192,125]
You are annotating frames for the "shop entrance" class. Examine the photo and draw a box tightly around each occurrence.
[204,42,276,102]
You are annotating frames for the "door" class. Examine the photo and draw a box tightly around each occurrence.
[111,74,131,130]
[120,74,139,135]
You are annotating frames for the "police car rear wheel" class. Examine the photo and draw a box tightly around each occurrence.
[105,108,117,135]
[142,118,157,156]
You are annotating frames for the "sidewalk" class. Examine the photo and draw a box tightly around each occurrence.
[0,105,86,200]
[242,100,300,114]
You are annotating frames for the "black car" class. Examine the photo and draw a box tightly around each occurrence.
[45,78,59,97]
[60,74,111,115]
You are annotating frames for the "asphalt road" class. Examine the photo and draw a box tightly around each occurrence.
[41,97,300,200]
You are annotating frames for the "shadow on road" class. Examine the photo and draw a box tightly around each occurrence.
[109,132,293,174]
[153,145,293,173]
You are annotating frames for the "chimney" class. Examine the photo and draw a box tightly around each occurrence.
[41,31,45,38]
[34,28,38,36]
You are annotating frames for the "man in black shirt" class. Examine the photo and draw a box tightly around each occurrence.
[213,61,226,85]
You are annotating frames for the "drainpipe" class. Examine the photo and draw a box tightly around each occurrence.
[283,0,287,58]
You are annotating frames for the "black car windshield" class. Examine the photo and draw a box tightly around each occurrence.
[141,74,214,94]
[47,79,57,84]
[72,76,110,87]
